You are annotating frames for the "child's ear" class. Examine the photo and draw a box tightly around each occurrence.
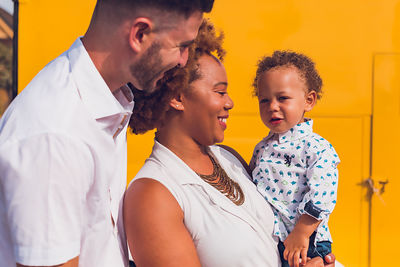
[128,17,154,53]
[169,94,185,111]
[304,90,317,112]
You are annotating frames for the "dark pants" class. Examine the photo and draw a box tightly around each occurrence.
[278,232,331,267]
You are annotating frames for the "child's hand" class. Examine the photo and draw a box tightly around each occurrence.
[283,230,310,267]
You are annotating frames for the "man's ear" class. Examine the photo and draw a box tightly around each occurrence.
[169,94,185,111]
[304,90,317,112]
[129,17,153,53]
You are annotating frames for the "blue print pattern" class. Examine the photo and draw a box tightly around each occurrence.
[250,119,340,243]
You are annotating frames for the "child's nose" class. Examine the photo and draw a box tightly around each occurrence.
[269,99,279,111]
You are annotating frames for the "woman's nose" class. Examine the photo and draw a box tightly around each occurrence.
[225,95,234,110]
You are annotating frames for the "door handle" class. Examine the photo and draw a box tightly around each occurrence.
[378,179,389,194]
[361,178,388,204]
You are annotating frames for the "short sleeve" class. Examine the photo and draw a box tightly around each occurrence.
[0,133,93,266]
[298,143,340,221]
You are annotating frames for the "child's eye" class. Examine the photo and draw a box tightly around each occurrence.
[260,98,269,104]
[279,96,289,101]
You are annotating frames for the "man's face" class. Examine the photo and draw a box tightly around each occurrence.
[130,11,203,93]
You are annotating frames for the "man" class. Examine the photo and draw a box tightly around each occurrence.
[0,0,213,266]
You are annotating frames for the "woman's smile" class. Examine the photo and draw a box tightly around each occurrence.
[218,116,228,130]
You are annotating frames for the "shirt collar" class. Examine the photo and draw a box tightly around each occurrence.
[68,38,125,119]
[151,140,202,185]
[67,38,134,138]
[265,118,314,144]
[151,140,245,187]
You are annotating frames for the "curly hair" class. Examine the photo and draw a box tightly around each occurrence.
[129,19,225,134]
[252,51,323,99]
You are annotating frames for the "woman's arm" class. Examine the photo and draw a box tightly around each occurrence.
[124,178,201,267]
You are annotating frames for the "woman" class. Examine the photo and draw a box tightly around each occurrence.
[124,19,335,267]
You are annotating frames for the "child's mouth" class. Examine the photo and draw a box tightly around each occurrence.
[270,118,283,125]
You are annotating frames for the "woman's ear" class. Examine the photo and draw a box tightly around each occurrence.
[304,90,317,112]
[169,95,185,111]
[128,17,153,53]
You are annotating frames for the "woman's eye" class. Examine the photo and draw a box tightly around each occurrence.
[217,91,227,96]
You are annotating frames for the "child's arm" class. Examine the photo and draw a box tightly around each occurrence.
[283,214,321,267]
[287,142,340,267]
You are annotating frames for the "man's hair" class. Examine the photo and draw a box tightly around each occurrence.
[97,0,214,18]
[129,19,225,134]
[252,50,323,99]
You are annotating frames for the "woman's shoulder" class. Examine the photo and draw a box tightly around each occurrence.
[128,142,193,210]
[133,157,164,181]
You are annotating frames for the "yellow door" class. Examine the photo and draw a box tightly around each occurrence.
[18,1,400,266]
[371,54,400,266]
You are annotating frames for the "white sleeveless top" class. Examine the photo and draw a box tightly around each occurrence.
[130,141,281,267]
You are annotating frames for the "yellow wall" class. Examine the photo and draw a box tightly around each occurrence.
[370,54,400,267]
[18,1,400,266]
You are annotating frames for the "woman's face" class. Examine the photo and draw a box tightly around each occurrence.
[182,54,234,146]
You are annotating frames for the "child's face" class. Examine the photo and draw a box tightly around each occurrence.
[257,66,316,134]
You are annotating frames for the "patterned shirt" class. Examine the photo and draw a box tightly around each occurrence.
[250,119,340,243]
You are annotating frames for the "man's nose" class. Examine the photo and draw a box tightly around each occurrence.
[177,48,189,68]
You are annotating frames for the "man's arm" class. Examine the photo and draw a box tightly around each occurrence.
[0,134,91,266]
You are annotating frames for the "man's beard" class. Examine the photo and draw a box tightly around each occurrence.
[129,41,166,94]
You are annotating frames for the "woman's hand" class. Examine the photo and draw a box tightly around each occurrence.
[303,253,336,267]
[323,253,335,266]
[304,256,324,267]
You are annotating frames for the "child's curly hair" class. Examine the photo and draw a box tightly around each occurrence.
[252,50,323,99]
[129,18,225,134]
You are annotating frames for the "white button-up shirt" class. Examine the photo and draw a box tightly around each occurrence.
[250,119,340,243]
[0,38,133,266]
[132,141,281,267]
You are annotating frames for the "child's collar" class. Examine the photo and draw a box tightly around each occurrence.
[265,118,314,144]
